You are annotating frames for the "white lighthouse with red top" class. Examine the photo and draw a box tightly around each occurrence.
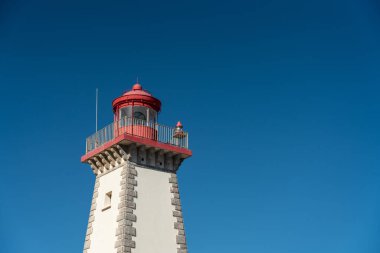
[81,83,191,253]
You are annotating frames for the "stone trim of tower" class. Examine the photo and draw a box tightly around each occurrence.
[170,173,188,253]
[114,161,138,253]
[83,177,100,253]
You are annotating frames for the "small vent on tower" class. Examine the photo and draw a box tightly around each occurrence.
[102,191,112,211]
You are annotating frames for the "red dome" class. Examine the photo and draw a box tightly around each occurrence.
[132,83,142,91]
[112,83,161,113]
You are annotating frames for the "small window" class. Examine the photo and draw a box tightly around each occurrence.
[102,191,112,211]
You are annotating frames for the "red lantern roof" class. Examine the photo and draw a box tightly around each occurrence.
[112,83,162,113]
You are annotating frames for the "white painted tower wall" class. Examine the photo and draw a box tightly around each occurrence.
[134,165,178,253]
[88,166,123,253]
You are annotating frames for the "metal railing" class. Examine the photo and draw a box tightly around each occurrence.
[85,117,189,153]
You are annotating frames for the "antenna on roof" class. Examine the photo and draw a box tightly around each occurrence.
[136,76,139,84]
[96,88,98,132]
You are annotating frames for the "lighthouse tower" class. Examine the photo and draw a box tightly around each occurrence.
[81,83,191,253]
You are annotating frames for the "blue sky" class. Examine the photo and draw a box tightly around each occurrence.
[1,0,380,252]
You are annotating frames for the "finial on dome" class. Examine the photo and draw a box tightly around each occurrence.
[132,83,142,91]
[132,76,142,90]
[176,121,183,128]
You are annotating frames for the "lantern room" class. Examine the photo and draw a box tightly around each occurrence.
[112,83,161,140]
[112,83,161,123]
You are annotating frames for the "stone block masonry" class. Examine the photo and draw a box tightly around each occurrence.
[170,173,188,253]
[83,177,100,253]
[115,162,138,253]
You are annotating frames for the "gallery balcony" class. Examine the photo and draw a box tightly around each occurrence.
[81,117,191,163]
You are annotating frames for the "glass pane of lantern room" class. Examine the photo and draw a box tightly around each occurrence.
[149,110,157,124]
[119,107,131,126]
[133,106,147,125]
[119,107,131,119]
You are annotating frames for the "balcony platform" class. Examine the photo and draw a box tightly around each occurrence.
[81,117,191,174]
[81,132,192,163]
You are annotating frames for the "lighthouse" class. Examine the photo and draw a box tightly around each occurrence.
[81,83,192,253]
